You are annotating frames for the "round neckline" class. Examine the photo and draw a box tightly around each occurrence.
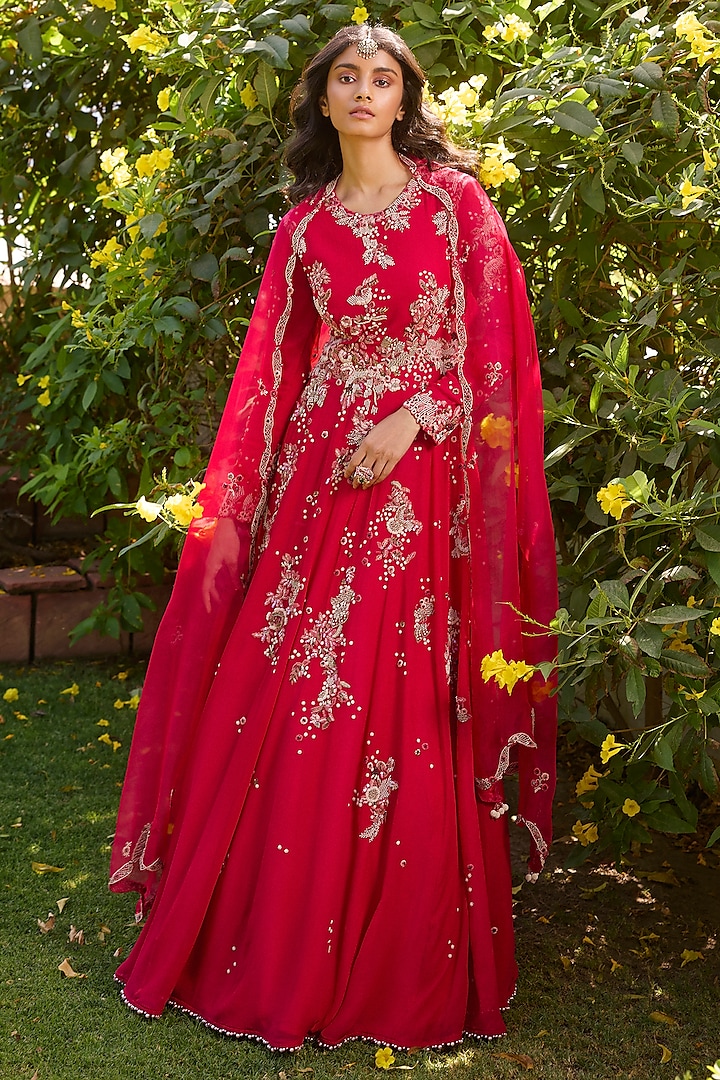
[328,169,417,218]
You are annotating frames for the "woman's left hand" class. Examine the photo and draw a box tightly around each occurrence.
[343,407,421,489]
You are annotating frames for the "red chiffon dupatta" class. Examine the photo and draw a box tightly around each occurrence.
[109,161,557,918]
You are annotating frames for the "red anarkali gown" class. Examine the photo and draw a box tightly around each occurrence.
[110,159,557,1050]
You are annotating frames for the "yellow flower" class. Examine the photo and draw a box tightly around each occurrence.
[622,798,641,817]
[37,390,51,407]
[123,24,169,55]
[89,0,116,10]
[456,81,478,108]
[600,733,626,764]
[480,413,512,450]
[240,83,259,110]
[140,246,156,261]
[679,177,708,209]
[351,6,369,25]
[111,164,133,189]
[165,492,204,527]
[135,495,163,522]
[675,12,705,39]
[114,699,125,710]
[572,820,599,846]
[98,733,122,751]
[375,1046,395,1069]
[37,375,50,389]
[2,688,19,702]
[710,617,720,636]
[135,147,174,179]
[17,373,32,386]
[128,693,141,709]
[681,687,706,701]
[501,13,533,42]
[597,482,631,520]
[157,88,171,111]
[469,74,487,91]
[89,236,123,269]
[478,139,519,189]
[116,670,129,681]
[96,718,110,726]
[703,148,717,172]
[60,684,80,696]
[99,147,127,174]
[483,23,500,40]
[575,764,603,798]
[480,649,534,695]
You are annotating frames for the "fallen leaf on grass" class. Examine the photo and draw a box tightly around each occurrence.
[650,1012,679,1027]
[491,1052,534,1070]
[58,958,86,979]
[580,882,608,897]
[60,684,79,697]
[638,869,681,887]
[610,959,623,973]
[68,925,85,945]
[56,897,69,913]
[10,1030,20,1040]
[113,947,123,958]
[659,1045,672,1063]
[582,936,595,946]
[680,949,704,966]
[30,1071,39,1080]
[37,912,55,934]
[534,1030,549,1038]
[639,932,660,943]
[560,955,573,970]
[31,862,64,875]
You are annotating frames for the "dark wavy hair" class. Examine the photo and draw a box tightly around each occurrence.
[284,24,477,204]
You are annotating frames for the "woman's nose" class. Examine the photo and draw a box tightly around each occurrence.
[354,85,371,100]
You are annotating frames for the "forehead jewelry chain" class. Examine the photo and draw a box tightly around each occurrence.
[356,24,379,59]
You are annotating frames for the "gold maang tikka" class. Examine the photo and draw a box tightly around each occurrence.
[356,23,379,59]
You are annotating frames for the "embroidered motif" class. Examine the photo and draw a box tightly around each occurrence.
[108,823,162,887]
[445,607,460,686]
[531,767,550,793]
[327,179,421,268]
[450,496,470,558]
[456,695,471,723]
[413,594,435,646]
[218,472,255,521]
[374,481,423,576]
[404,391,462,443]
[516,813,549,869]
[252,552,305,665]
[290,567,359,730]
[261,443,300,538]
[355,755,399,840]
[475,731,538,791]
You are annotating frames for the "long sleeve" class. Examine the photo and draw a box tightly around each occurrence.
[403,176,515,444]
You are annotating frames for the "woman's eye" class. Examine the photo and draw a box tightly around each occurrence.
[376,79,389,87]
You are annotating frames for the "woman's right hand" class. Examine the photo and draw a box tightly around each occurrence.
[201,516,242,613]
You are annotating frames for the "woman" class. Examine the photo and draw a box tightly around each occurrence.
[109,22,557,1050]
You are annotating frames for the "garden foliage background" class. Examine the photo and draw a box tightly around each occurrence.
[1,0,720,860]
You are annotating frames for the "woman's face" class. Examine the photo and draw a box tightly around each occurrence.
[319,45,405,142]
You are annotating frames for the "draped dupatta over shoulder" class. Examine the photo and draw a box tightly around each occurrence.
[109,158,557,921]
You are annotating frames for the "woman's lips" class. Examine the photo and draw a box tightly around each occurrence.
[350,108,374,117]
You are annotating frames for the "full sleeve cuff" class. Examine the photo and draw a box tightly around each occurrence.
[403,387,463,444]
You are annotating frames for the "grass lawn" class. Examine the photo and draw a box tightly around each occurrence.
[1,659,719,1080]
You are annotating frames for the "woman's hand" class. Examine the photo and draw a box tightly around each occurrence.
[201,516,242,613]
[343,407,421,489]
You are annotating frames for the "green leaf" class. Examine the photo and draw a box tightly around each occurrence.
[139,214,165,241]
[17,17,43,63]
[82,381,98,411]
[660,649,712,679]
[706,825,720,848]
[579,171,605,214]
[101,369,125,394]
[174,446,192,467]
[645,605,711,623]
[631,61,665,89]
[190,253,219,281]
[548,178,579,226]
[169,297,201,320]
[694,524,720,552]
[552,100,602,137]
[597,579,630,611]
[620,141,644,164]
[651,735,674,771]
[544,425,597,468]
[635,622,663,658]
[625,667,646,718]
[645,805,696,834]
[651,91,679,135]
[698,752,720,797]
[706,551,720,589]
[253,61,279,110]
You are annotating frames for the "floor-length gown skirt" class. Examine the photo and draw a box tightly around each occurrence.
[115,381,517,1048]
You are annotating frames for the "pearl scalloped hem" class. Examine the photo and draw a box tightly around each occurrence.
[115,975,514,1052]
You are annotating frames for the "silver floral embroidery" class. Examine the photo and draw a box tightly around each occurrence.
[327,178,421,268]
[413,594,435,646]
[374,481,422,576]
[404,391,462,443]
[445,607,460,686]
[356,755,399,841]
[262,443,300,538]
[456,695,471,724]
[289,567,359,729]
[218,472,255,521]
[252,552,305,666]
[531,768,550,793]
[450,496,470,558]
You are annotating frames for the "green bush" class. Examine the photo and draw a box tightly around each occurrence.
[2,0,719,857]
